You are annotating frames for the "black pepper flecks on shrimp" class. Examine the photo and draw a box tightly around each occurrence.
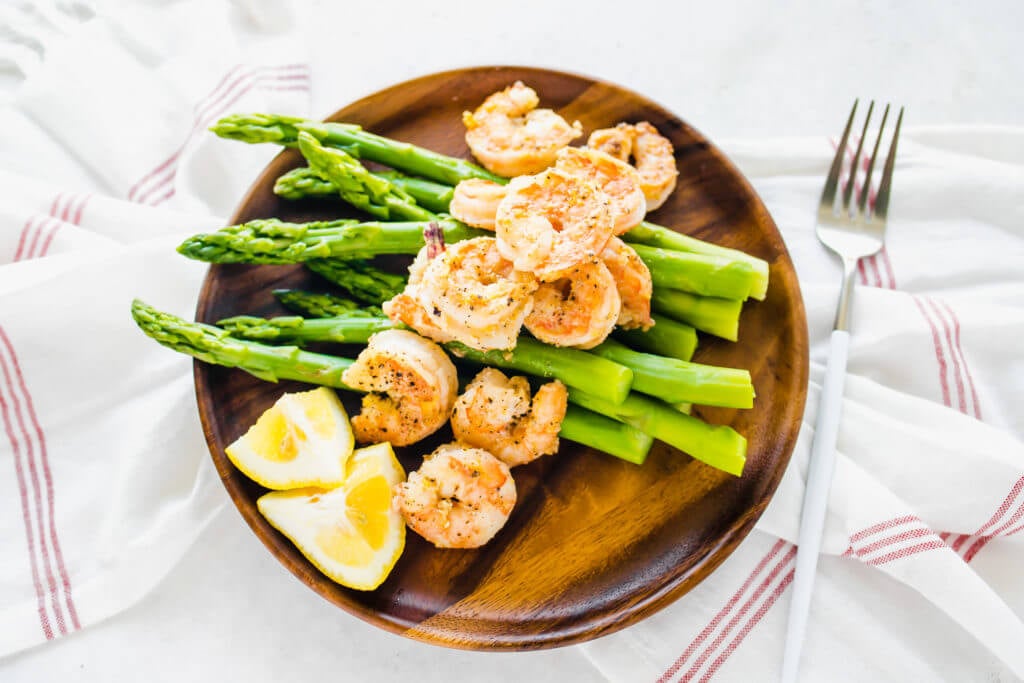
[523,259,621,349]
[340,329,458,446]
[451,368,567,468]
[393,442,516,549]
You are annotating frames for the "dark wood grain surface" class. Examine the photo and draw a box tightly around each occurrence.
[193,66,808,650]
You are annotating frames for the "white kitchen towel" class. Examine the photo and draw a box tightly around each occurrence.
[1,3,1023,682]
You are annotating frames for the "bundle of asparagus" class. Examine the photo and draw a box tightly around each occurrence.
[133,112,770,476]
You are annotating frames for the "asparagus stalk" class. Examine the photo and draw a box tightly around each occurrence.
[560,404,654,465]
[623,222,769,300]
[211,113,505,185]
[613,315,698,362]
[274,167,339,200]
[275,167,456,215]
[295,132,435,221]
[651,289,743,342]
[135,300,649,463]
[216,315,397,344]
[131,300,354,387]
[632,244,757,301]
[376,172,456,214]
[590,339,754,408]
[303,259,407,304]
[566,388,747,476]
[273,289,381,317]
[177,218,485,264]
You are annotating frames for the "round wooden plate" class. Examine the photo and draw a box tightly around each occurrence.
[194,66,808,650]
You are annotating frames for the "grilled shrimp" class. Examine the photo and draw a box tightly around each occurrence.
[384,236,536,351]
[340,329,458,446]
[463,81,582,177]
[495,167,614,281]
[601,237,654,330]
[448,179,507,230]
[524,259,621,349]
[554,147,646,234]
[394,442,517,548]
[451,368,567,467]
[588,121,679,211]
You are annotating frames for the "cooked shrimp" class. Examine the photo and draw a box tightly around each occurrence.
[554,147,646,234]
[385,236,536,351]
[495,167,614,281]
[524,259,621,349]
[340,329,458,446]
[448,179,507,230]
[382,247,457,344]
[394,442,517,548]
[586,125,632,163]
[588,121,679,211]
[601,237,654,330]
[451,368,567,467]
[463,81,582,177]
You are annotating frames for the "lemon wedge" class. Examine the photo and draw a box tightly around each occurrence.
[225,387,354,490]
[257,442,407,590]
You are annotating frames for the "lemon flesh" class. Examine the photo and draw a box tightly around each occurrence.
[225,387,354,490]
[257,442,406,590]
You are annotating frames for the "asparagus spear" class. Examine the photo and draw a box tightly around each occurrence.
[177,218,485,264]
[273,167,339,200]
[560,404,654,465]
[131,299,354,387]
[295,132,435,221]
[211,113,505,185]
[303,259,407,304]
[590,339,754,408]
[623,222,769,301]
[632,244,756,301]
[566,388,747,476]
[274,167,457,216]
[134,299,649,463]
[216,315,397,344]
[651,289,743,342]
[613,315,698,362]
[375,171,456,214]
[272,289,381,317]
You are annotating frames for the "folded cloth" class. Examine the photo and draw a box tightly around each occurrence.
[1,5,1023,682]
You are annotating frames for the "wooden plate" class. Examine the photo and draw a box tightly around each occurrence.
[193,66,808,650]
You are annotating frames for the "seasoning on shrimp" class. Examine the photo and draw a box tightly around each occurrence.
[601,237,655,330]
[341,329,458,446]
[495,167,614,281]
[394,442,517,548]
[384,236,536,352]
[554,147,646,234]
[451,368,567,468]
[524,260,621,349]
[463,81,582,177]
[588,121,679,212]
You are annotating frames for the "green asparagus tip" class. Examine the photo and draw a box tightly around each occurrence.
[209,113,306,144]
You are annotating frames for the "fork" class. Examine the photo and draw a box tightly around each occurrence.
[780,100,904,683]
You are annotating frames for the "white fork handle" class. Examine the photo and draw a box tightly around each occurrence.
[780,329,850,683]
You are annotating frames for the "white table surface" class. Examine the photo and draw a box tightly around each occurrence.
[2,1,1022,681]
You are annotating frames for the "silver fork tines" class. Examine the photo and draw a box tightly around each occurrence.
[815,100,904,330]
